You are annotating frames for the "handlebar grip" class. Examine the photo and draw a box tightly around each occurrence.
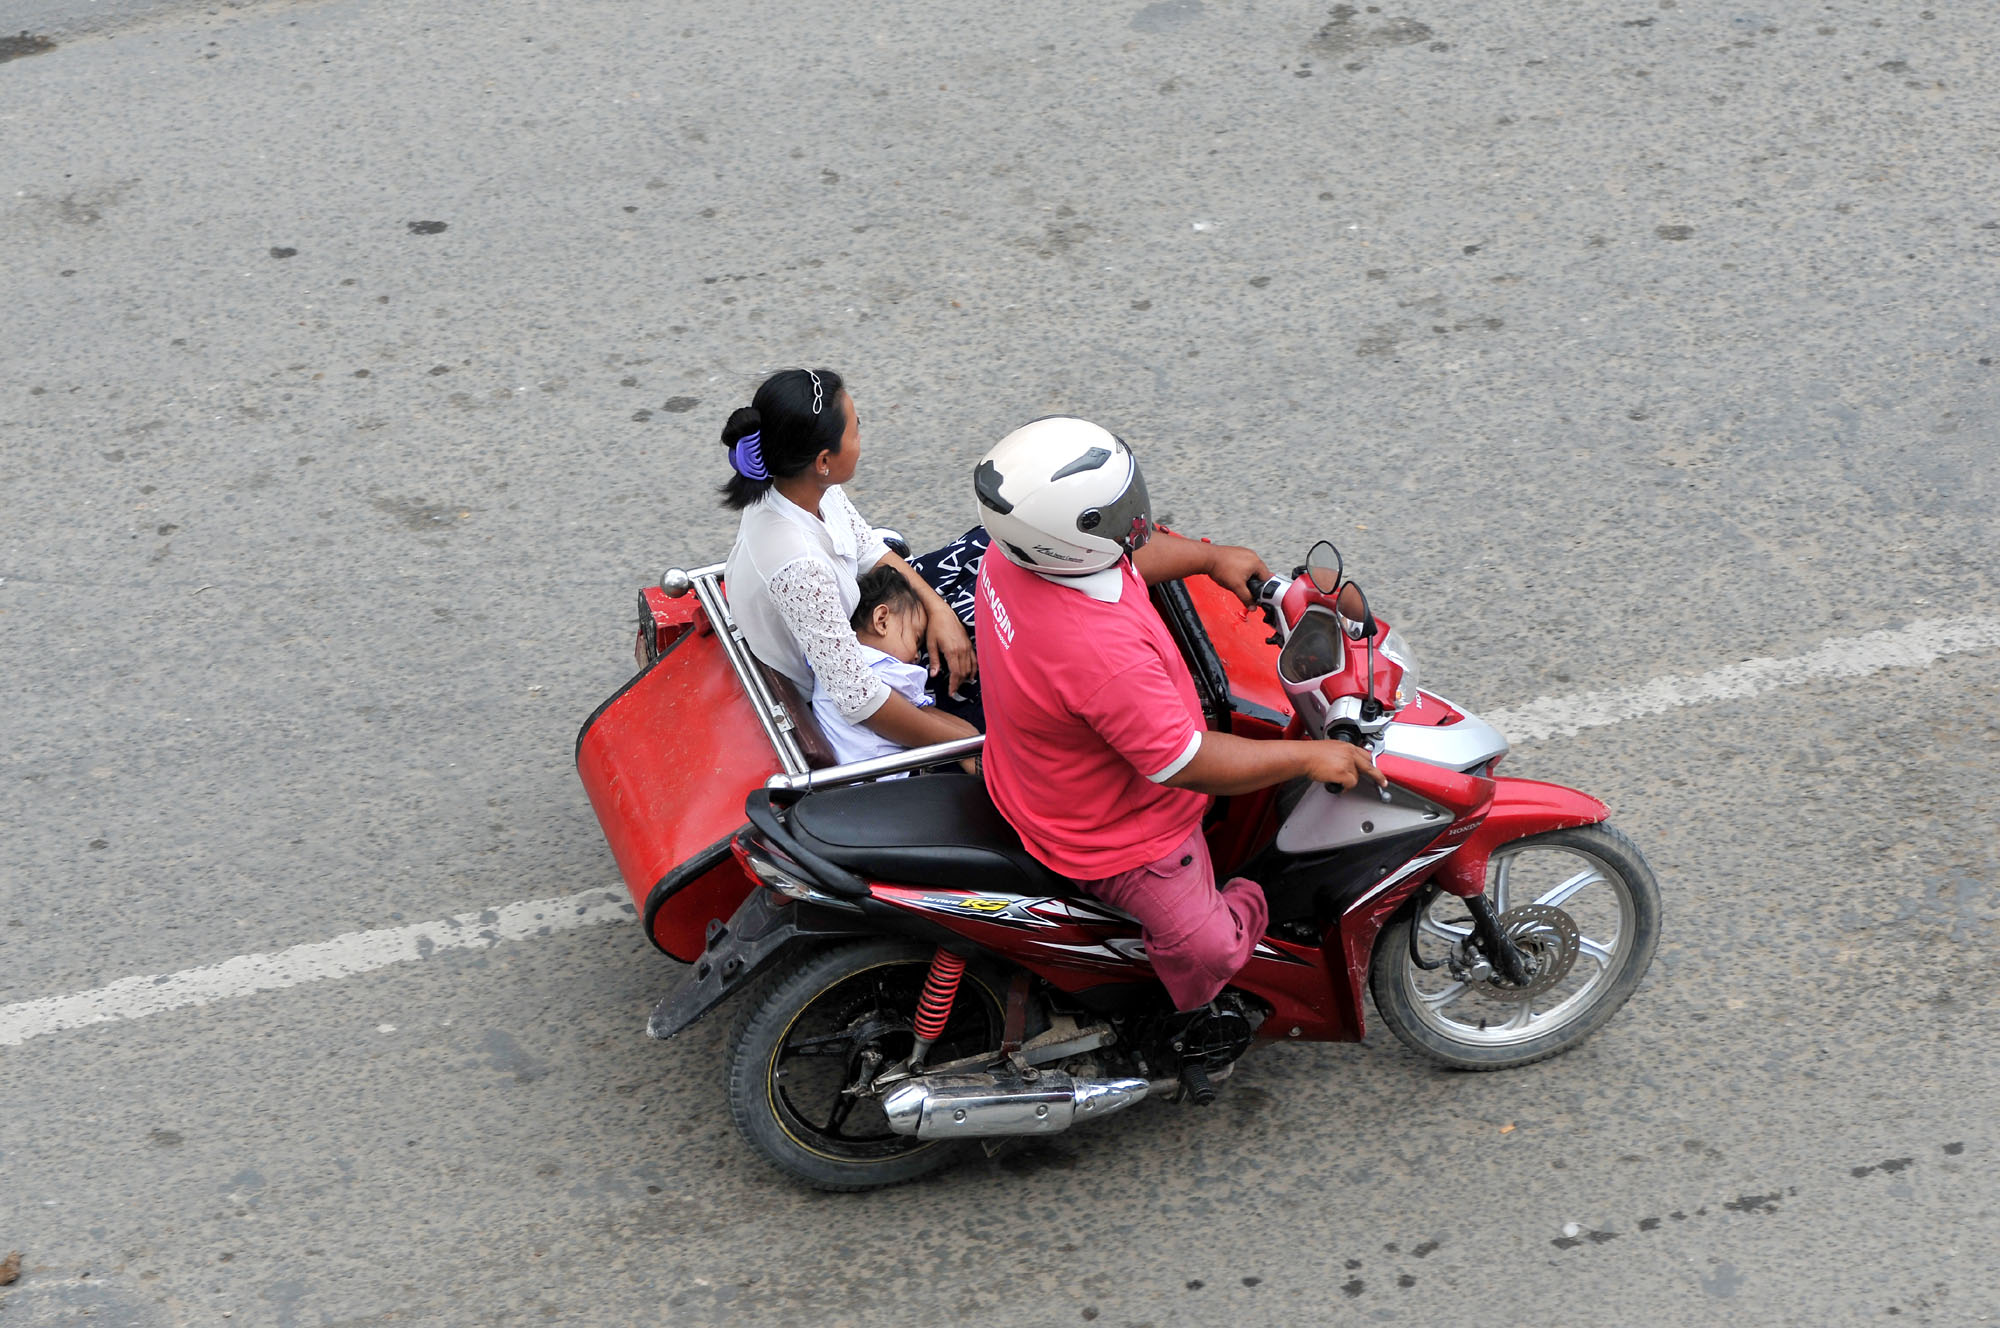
[1247,574,1266,601]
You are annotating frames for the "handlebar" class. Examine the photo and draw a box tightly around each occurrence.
[1248,573,1284,634]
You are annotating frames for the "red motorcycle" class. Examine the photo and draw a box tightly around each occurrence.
[577,539,1661,1190]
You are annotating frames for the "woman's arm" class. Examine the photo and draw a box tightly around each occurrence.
[1130,531,1270,605]
[876,549,977,697]
[864,692,980,749]
[766,557,894,720]
[831,488,977,696]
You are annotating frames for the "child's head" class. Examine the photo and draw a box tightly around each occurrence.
[849,565,928,663]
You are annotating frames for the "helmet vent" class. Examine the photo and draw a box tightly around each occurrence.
[974,460,1014,515]
[1049,446,1111,482]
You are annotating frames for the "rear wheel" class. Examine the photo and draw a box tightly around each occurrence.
[725,939,1005,1191]
[1370,823,1661,1070]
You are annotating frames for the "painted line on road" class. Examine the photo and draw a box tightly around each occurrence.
[4,614,1996,1049]
[1483,614,2000,742]
[0,889,632,1047]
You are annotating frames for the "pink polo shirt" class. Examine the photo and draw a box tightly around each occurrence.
[975,552,1209,879]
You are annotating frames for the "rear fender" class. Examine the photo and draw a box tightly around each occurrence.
[1434,777,1609,898]
[646,888,865,1042]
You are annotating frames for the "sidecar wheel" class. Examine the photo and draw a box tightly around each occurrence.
[725,938,1005,1191]
[1370,823,1661,1071]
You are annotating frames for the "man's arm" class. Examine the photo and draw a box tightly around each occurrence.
[1159,731,1385,798]
[1130,531,1270,606]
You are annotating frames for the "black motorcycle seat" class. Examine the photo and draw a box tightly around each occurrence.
[785,773,1074,897]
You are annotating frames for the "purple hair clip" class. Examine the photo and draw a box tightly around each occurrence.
[731,430,770,482]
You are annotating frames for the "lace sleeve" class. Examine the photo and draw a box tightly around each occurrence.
[766,557,892,723]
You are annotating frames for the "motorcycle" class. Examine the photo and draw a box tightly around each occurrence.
[576,537,1661,1191]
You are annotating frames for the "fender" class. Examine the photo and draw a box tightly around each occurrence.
[647,886,867,1042]
[1434,777,1609,898]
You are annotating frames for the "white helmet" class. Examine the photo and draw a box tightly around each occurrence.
[973,417,1154,576]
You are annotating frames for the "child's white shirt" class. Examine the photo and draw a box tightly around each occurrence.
[810,645,934,766]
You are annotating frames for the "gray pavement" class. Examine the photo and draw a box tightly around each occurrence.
[2,0,1996,1323]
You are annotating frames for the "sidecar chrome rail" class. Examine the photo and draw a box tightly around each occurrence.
[681,567,812,777]
[765,734,987,793]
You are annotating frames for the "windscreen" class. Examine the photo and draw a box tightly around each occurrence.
[1278,606,1345,683]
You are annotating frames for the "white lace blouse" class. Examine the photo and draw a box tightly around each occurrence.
[724,486,894,723]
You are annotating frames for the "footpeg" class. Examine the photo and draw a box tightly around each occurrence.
[1179,1062,1217,1106]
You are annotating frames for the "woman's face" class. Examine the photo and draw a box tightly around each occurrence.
[823,390,861,486]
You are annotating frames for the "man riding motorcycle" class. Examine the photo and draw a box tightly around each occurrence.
[972,417,1388,1011]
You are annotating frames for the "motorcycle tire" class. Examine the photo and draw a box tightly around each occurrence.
[725,937,1007,1191]
[1369,822,1661,1071]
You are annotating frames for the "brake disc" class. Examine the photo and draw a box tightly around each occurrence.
[1477,903,1581,1003]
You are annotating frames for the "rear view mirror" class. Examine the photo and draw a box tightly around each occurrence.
[1305,540,1343,595]
[1337,581,1376,638]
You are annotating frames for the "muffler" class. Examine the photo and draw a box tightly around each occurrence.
[880,1070,1149,1139]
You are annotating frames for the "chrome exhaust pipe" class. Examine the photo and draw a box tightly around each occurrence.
[880,1070,1149,1139]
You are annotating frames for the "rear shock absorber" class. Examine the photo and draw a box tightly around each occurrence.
[908,948,967,1069]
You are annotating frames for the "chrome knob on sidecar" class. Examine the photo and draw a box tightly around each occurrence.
[660,568,695,598]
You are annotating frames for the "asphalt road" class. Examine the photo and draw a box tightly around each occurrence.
[2,0,1996,1324]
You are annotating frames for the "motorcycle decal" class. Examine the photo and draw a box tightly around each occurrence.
[1026,897,1137,926]
[891,891,1062,930]
[1250,940,1313,966]
[1031,940,1140,966]
[1346,846,1459,914]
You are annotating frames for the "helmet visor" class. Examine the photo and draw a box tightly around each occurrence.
[1078,450,1153,556]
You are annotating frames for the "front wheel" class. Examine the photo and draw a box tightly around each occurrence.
[725,938,1005,1191]
[1370,823,1661,1071]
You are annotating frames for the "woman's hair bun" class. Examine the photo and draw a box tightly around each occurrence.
[717,368,847,510]
[721,406,761,448]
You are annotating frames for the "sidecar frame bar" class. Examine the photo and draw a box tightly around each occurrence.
[684,563,813,776]
[678,563,987,790]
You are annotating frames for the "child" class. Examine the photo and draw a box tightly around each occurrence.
[811,565,941,767]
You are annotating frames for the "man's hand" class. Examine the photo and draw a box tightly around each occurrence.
[1302,741,1387,792]
[1203,543,1271,606]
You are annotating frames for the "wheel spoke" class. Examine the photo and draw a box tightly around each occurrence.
[778,1030,858,1060]
[1536,867,1605,909]
[1418,981,1469,1009]
[1491,856,1514,913]
[1502,1001,1535,1032]
[1577,935,1614,971]
[1418,912,1471,943]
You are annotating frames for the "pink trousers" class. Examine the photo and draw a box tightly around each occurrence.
[1076,826,1270,1012]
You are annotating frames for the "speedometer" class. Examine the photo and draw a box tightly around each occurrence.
[1278,606,1345,683]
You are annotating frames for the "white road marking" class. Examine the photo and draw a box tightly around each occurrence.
[1484,614,2000,742]
[0,890,631,1048]
[4,614,1997,1049]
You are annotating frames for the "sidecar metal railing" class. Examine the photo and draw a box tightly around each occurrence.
[765,735,986,793]
[671,563,812,777]
[663,565,985,789]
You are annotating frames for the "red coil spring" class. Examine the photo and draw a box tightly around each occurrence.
[912,949,967,1042]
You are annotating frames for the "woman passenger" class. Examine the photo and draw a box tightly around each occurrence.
[720,368,979,753]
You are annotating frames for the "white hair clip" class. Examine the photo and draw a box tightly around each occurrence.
[807,369,824,414]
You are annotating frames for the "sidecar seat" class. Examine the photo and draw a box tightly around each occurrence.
[756,662,841,770]
[783,772,1073,897]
